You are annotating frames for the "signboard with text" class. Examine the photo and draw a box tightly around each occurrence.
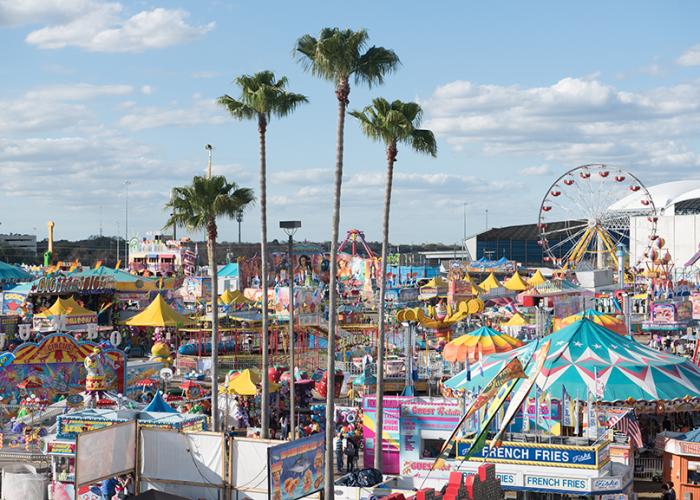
[267,433,325,500]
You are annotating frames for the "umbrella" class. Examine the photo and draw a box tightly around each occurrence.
[554,309,626,335]
[442,326,523,363]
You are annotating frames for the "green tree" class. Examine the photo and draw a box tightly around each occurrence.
[165,175,254,431]
[218,71,307,438]
[295,28,399,485]
[350,98,436,469]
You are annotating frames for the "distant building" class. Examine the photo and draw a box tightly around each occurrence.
[128,232,195,275]
[0,233,37,255]
[465,221,578,267]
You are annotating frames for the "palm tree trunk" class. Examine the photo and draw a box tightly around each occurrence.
[208,223,220,431]
[324,77,349,499]
[259,115,271,439]
[374,140,397,471]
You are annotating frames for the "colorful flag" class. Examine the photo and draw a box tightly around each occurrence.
[428,357,526,472]
[573,391,580,434]
[465,356,472,382]
[561,386,571,427]
[606,408,644,448]
[491,340,551,446]
[461,372,522,462]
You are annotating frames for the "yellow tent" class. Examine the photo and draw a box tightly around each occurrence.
[503,271,530,291]
[502,312,529,327]
[528,269,547,286]
[221,368,279,395]
[36,296,96,318]
[479,272,502,292]
[230,290,254,305]
[219,289,236,305]
[125,293,192,327]
[423,276,448,288]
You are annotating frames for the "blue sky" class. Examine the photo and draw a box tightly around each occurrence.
[2,0,700,245]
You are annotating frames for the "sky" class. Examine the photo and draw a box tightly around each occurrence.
[2,1,700,246]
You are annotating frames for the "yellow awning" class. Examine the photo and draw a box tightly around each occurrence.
[528,269,547,286]
[502,312,528,327]
[125,293,192,327]
[479,272,502,292]
[503,271,530,291]
[219,289,236,305]
[36,296,96,317]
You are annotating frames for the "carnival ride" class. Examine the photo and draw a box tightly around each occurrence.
[338,229,375,258]
[538,164,657,271]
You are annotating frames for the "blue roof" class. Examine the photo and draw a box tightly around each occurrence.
[144,390,176,413]
[679,428,700,443]
[0,261,32,282]
[218,262,239,278]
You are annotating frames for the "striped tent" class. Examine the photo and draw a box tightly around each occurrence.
[442,326,524,363]
[445,318,700,401]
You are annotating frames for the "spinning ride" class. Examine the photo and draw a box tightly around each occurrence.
[538,164,657,271]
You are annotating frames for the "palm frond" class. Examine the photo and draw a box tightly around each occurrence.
[163,176,255,233]
[409,129,438,157]
[355,46,400,87]
[220,71,307,121]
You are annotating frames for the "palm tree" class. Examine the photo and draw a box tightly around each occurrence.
[165,175,254,431]
[295,28,399,488]
[350,98,436,469]
[218,71,307,438]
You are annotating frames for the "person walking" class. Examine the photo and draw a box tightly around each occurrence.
[344,435,357,473]
[334,432,344,473]
[280,415,289,441]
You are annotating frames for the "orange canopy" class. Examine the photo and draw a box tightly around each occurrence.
[442,326,524,363]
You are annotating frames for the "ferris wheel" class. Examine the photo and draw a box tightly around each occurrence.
[537,164,657,271]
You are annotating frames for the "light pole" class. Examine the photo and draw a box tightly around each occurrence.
[280,220,301,439]
[236,210,244,244]
[124,180,131,265]
[205,144,213,178]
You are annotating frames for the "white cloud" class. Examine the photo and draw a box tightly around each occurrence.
[0,0,94,26]
[678,44,700,66]
[25,83,133,100]
[140,85,153,95]
[22,1,214,52]
[520,165,551,176]
[118,97,226,130]
[423,77,700,177]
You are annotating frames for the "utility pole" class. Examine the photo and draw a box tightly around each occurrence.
[124,181,131,266]
[205,144,213,178]
[280,221,301,439]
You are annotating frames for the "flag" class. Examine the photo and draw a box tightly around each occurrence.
[428,358,526,472]
[561,386,571,427]
[477,346,484,377]
[608,409,644,448]
[461,374,522,462]
[465,356,472,382]
[491,339,551,446]
[573,391,580,434]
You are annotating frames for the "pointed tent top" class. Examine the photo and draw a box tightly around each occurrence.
[528,269,547,286]
[502,312,529,327]
[555,309,626,335]
[479,272,502,292]
[144,390,176,413]
[125,293,192,327]
[222,368,279,395]
[36,296,96,317]
[503,271,530,291]
[422,276,448,289]
[442,325,523,363]
[219,289,236,305]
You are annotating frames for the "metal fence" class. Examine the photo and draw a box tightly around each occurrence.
[634,455,663,480]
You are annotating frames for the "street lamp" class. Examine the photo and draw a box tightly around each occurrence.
[235,210,244,244]
[124,181,131,265]
[280,220,301,439]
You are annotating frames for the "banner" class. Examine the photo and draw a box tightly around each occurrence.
[561,386,572,427]
[268,433,325,500]
[491,340,551,446]
[462,371,521,462]
[429,358,526,471]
